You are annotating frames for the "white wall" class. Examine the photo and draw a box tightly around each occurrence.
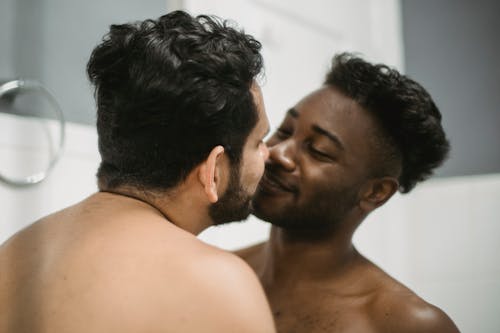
[184,0,404,129]
[0,114,100,243]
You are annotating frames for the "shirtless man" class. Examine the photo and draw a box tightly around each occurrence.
[237,53,460,332]
[0,11,275,333]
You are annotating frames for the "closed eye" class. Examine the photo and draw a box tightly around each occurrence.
[308,144,335,162]
[275,128,292,139]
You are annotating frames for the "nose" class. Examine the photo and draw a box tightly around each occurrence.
[268,139,296,171]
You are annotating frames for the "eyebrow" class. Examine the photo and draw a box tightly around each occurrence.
[286,108,345,150]
[287,108,299,118]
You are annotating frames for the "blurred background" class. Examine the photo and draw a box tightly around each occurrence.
[1,0,499,331]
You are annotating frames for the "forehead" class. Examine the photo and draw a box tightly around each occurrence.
[293,86,380,154]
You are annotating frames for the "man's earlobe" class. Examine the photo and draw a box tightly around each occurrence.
[359,177,399,212]
[198,145,225,203]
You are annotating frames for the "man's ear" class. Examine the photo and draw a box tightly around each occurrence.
[198,145,225,203]
[358,177,399,213]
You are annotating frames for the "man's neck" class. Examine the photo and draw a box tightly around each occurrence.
[99,186,212,235]
[256,218,362,287]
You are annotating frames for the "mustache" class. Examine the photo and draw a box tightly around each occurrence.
[259,164,298,193]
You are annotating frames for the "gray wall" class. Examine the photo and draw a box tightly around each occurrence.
[402,0,500,177]
[1,0,168,125]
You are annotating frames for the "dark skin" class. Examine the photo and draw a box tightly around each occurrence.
[236,86,460,333]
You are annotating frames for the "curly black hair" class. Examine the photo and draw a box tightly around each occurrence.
[87,10,263,191]
[325,53,450,193]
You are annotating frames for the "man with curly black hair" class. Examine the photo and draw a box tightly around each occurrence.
[0,11,276,333]
[236,53,459,332]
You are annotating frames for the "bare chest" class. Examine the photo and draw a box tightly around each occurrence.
[267,289,377,333]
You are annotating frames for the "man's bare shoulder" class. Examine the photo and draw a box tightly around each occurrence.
[367,287,459,333]
[64,205,275,330]
[85,240,276,332]
[359,259,459,333]
[189,249,276,330]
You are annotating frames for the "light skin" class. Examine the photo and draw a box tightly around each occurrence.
[0,83,275,333]
[236,86,460,333]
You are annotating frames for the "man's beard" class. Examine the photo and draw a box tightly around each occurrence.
[209,163,252,225]
[252,181,359,235]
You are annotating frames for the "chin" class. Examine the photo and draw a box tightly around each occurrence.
[251,200,280,224]
[211,199,253,225]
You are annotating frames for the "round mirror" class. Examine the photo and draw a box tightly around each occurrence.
[0,79,65,187]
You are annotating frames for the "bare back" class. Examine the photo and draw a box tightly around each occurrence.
[0,194,275,333]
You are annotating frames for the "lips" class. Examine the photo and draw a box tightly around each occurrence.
[259,170,297,194]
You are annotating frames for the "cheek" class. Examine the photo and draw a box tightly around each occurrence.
[252,153,266,184]
[255,149,266,178]
[243,150,266,189]
[297,164,334,197]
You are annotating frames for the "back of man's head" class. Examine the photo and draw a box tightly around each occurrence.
[325,53,450,193]
[87,10,263,191]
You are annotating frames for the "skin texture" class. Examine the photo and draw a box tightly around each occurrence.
[236,86,460,333]
[0,85,275,333]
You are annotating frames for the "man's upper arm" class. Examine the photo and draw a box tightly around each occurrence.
[405,304,460,333]
[185,252,276,333]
